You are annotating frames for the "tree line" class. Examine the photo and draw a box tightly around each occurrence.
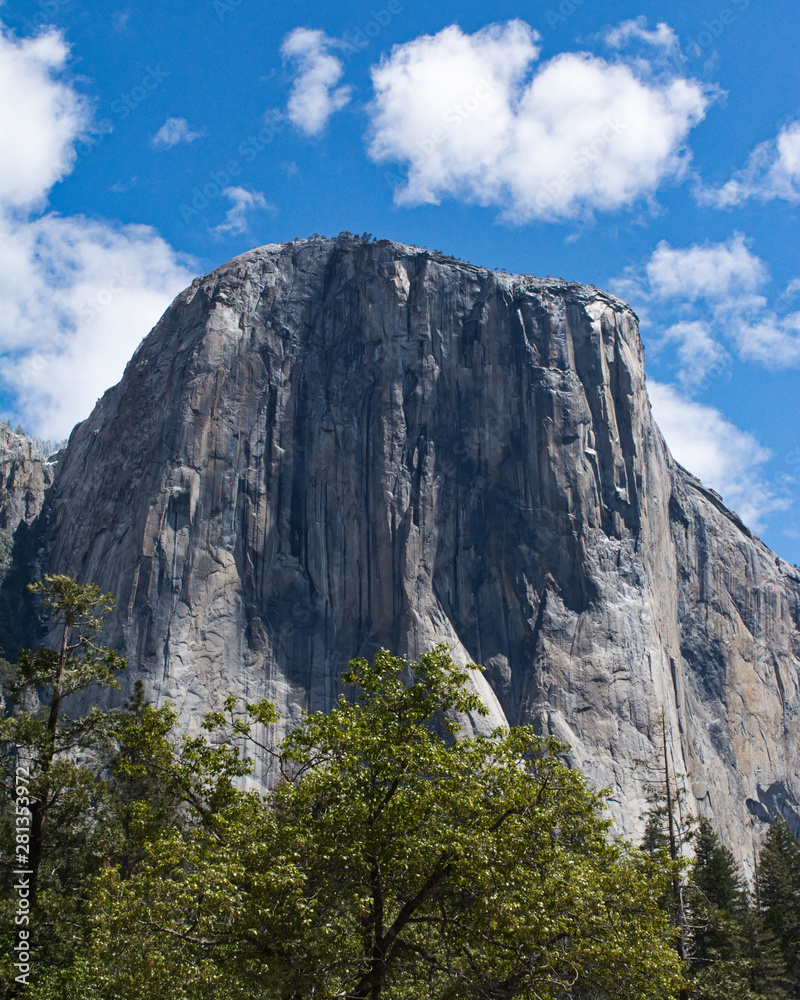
[0,576,798,999]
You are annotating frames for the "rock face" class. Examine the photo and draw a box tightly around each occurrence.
[0,424,58,653]
[24,235,800,865]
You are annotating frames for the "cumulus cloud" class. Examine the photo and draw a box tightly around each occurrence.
[731,310,800,368]
[0,20,194,440]
[366,19,712,221]
[643,232,768,302]
[697,120,800,207]
[152,116,205,147]
[648,381,788,531]
[781,278,800,303]
[210,186,273,237]
[658,321,729,388]
[614,234,800,383]
[0,215,193,438]
[604,18,681,59]
[282,28,352,135]
[0,26,90,212]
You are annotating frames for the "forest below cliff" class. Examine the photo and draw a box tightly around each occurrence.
[1,577,798,999]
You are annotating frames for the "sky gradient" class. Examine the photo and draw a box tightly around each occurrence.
[0,0,798,562]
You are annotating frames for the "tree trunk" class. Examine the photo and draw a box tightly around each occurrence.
[28,618,68,908]
[663,714,688,1000]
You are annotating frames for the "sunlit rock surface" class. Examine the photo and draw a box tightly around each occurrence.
[9,235,798,865]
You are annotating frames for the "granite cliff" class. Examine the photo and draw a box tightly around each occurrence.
[3,235,798,866]
[0,424,59,654]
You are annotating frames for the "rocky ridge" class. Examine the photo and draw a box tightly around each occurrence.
[1,235,798,867]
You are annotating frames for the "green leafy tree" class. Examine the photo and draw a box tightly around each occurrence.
[31,694,284,1000]
[49,645,684,1000]
[0,575,125,990]
[23,683,214,1000]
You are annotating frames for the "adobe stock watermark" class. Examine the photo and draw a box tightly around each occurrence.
[776,446,800,490]
[751,445,800,557]
[213,0,404,40]
[544,0,591,31]
[17,0,69,34]
[774,280,800,318]
[383,76,495,189]
[178,116,285,224]
[12,754,34,986]
[18,332,69,381]
[213,0,248,18]
[338,1,404,61]
[543,0,768,77]
[686,0,767,60]
[77,269,134,323]
[14,270,133,384]
[533,117,628,214]
[207,1,404,220]
[74,64,170,163]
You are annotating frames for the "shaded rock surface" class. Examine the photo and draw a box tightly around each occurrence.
[0,424,59,654]
[14,235,800,865]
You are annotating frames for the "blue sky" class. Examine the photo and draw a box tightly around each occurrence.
[0,0,798,562]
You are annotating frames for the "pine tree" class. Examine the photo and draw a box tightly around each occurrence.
[683,818,791,1000]
[759,817,800,996]
[739,910,790,1000]
[685,819,750,998]
[637,713,693,999]
[0,576,125,993]
[102,680,187,878]
[692,817,747,914]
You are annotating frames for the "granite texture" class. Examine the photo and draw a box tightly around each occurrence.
[0,424,58,654]
[10,235,798,864]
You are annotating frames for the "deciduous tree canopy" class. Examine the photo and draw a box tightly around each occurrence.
[34,645,683,999]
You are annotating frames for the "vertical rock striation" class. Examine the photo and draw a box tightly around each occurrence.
[0,424,58,653]
[30,235,800,863]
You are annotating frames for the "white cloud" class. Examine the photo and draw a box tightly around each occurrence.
[152,116,204,147]
[0,19,194,440]
[0,215,193,438]
[644,233,767,301]
[604,18,681,58]
[281,28,352,135]
[782,278,800,299]
[781,278,800,303]
[366,20,712,221]
[0,25,90,212]
[697,120,800,207]
[648,381,788,531]
[730,309,800,369]
[613,234,800,383]
[210,186,273,237]
[658,321,728,387]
